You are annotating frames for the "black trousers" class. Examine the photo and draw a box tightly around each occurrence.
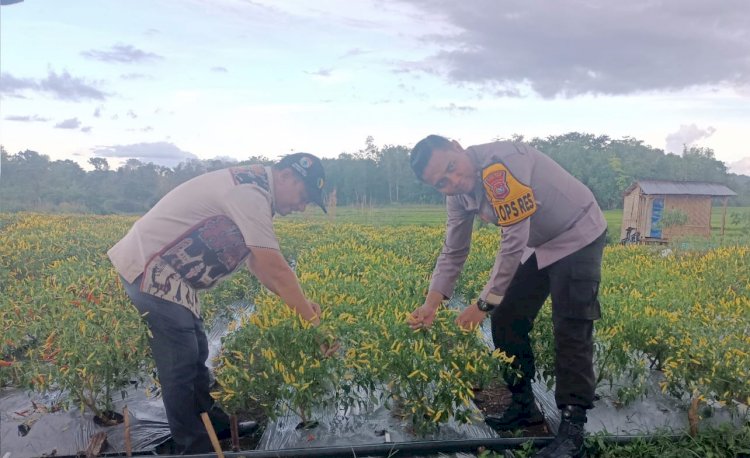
[122,276,230,454]
[490,230,606,409]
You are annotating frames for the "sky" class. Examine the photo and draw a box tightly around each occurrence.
[1,0,749,173]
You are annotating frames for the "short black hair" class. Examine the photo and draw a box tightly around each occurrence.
[410,135,452,180]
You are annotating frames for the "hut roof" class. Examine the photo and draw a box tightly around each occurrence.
[624,180,737,197]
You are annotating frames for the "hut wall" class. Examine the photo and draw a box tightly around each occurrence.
[662,195,712,238]
[639,195,654,237]
[620,189,641,240]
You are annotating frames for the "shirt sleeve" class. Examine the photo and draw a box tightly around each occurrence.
[221,185,280,251]
[480,217,530,301]
[429,196,474,299]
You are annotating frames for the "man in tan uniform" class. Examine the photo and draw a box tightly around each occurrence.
[108,153,331,454]
[408,135,606,458]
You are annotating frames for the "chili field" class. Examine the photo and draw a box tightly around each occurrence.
[1,212,748,453]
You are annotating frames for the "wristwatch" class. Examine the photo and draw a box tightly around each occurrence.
[476,293,503,312]
[476,299,495,312]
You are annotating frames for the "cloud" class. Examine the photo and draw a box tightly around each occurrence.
[121,73,150,80]
[729,157,750,176]
[126,126,154,132]
[81,126,92,133]
[55,118,82,129]
[4,114,50,122]
[306,68,333,77]
[305,67,349,83]
[395,0,750,98]
[93,107,102,117]
[665,124,717,154]
[1,70,108,101]
[0,73,37,97]
[340,48,370,58]
[392,60,436,76]
[127,110,138,119]
[211,66,228,73]
[494,87,522,98]
[436,102,477,113]
[91,141,198,167]
[40,70,108,101]
[81,44,164,63]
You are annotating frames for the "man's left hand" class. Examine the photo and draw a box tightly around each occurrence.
[320,338,341,357]
[455,303,487,330]
[308,300,322,318]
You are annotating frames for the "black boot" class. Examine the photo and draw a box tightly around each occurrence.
[533,405,586,458]
[485,386,545,432]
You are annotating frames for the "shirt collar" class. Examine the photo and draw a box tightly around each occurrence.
[264,165,276,217]
[466,146,485,204]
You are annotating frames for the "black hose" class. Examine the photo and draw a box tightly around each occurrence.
[45,434,685,458]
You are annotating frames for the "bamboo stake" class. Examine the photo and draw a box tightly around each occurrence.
[200,412,225,458]
[84,432,108,458]
[230,414,240,452]
[688,396,700,437]
[123,405,132,457]
[721,196,728,241]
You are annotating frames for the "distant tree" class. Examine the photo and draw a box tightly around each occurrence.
[240,155,273,166]
[123,158,143,170]
[531,134,733,210]
[378,145,411,203]
[0,133,744,213]
[1,150,52,210]
[88,157,110,172]
[678,146,727,183]
[47,160,87,206]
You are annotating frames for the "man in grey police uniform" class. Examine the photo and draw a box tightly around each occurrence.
[408,135,607,458]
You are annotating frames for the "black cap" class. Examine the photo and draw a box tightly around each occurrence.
[277,152,327,213]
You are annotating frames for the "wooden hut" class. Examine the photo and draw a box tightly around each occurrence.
[621,180,736,243]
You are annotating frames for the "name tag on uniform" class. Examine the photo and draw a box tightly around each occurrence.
[482,163,537,226]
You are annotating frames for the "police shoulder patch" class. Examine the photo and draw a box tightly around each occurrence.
[481,163,536,226]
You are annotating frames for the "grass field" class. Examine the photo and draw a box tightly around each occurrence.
[287,204,750,243]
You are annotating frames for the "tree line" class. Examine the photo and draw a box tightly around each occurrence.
[1,133,748,214]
